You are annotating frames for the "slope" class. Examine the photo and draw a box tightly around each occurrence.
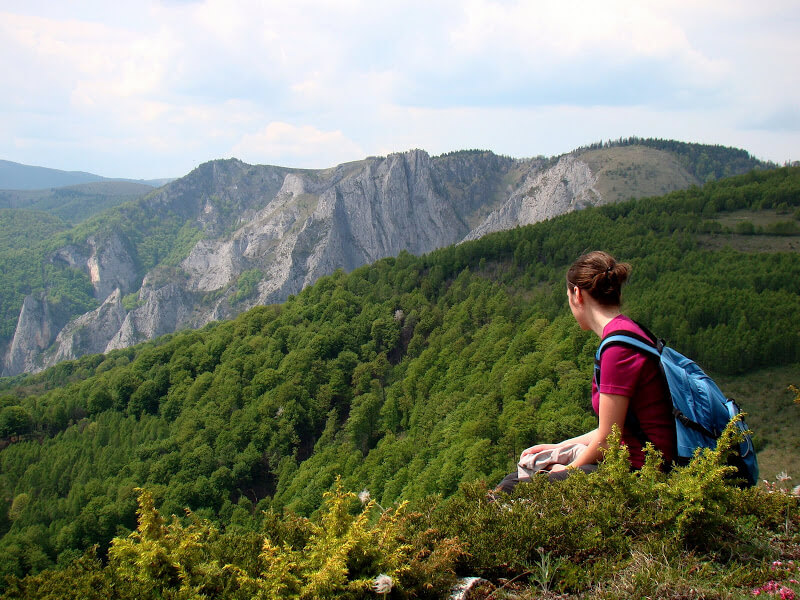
[0,159,168,190]
[0,166,797,584]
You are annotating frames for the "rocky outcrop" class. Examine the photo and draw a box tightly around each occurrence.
[3,294,64,375]
[85,231,139,300]
[105,282,195,351]
[1,147,696,375]
[463,156,600,241]
[179,151,480,315]
[43,289,127,368]
[51,229,139,300]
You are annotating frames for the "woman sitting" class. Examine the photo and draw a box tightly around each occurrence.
[494,250,676,493]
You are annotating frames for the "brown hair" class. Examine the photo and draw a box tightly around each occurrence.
[566,251,631,306]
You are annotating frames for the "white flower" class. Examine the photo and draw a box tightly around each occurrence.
[793,484,800,497]
[358,489,371,505]
[777,471,792,483]
[373,573,393,594]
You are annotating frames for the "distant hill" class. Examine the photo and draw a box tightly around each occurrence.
[0,159,171,190]
[0,181,155,225]
[575,136,772,184]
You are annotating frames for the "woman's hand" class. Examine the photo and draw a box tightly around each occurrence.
[520,443,558,457]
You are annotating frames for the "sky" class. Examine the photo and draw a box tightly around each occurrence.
[1,0,798,180]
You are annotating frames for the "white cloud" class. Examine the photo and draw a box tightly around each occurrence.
[0,12,172,108]
[0,0,797,177]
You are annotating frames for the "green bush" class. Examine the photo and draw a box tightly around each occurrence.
[4,425,797,599]
[408,423,797,595]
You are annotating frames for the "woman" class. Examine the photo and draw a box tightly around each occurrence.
[494,251,676,493]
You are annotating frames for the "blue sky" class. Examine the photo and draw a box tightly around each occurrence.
[1,0,798,179]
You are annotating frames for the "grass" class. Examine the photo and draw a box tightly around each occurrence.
[577,145,698,204]
[697,233,800,253]
[713,208,798,228]
[716,363,800,482]
[698,208,800,252]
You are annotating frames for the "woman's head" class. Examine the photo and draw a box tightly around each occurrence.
[566,251,631,306]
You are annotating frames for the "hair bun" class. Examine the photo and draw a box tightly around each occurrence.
[566,251,630,306]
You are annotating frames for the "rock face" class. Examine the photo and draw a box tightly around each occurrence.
[4,294,64,375]
[85,231,139,300]
[105,281,194,352]
[0,148,697,375]
[463,155,600,241]
[51,229,139,300]
[46,289,127,366]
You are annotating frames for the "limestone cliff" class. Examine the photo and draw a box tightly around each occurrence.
[44,289,127,367]
[4,294,63,375]
[463,155,600,241]
[51,230,139,301]
[1,147,705,375]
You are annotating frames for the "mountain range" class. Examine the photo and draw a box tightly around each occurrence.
[0,139,769,376]
[0,159,172,190]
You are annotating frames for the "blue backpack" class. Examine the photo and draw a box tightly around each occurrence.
[596,328,759,487]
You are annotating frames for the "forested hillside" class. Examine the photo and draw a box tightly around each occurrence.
[0,166,798,596]
[0,140,775,378]
[0,181,154,225]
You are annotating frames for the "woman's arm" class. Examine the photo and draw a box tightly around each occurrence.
[556,393,629,469]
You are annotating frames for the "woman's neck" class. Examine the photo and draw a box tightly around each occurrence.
[587,305,622,338]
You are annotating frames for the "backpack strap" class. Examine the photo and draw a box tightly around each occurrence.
[672,406,716,439]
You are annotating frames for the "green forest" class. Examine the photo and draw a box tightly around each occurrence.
[0,182,152,226]
[0,166,799,598]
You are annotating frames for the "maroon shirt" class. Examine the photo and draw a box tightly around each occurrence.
[591,315,677,468]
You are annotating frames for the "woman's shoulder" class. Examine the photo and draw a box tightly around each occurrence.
[602,314,649,339]
[600,315,660,371]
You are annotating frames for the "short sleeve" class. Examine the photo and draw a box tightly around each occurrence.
[598,344,648,397]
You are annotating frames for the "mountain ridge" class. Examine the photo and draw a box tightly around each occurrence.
[0,159,172,190]
[0,140,772,376]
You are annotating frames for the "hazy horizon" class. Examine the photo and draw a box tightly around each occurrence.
[1,1,798,180]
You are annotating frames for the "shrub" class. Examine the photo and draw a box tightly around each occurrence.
[2,426,796,599]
